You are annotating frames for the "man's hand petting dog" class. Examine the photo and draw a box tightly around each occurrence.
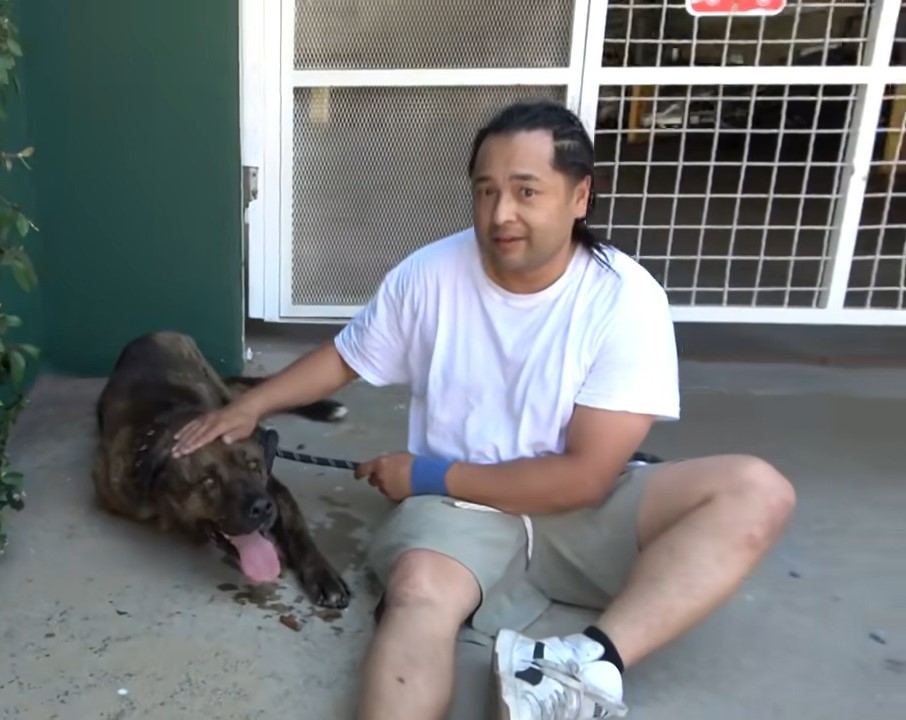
[172,402,260,458]
[355,453,416,502]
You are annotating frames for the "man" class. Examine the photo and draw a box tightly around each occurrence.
[172,100,796,719]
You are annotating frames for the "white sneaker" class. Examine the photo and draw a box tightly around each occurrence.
[493,628,628,719]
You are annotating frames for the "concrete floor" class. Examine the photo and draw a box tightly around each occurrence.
[1,339,905,719]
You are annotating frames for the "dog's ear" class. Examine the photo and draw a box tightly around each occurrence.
[253,426,280,475]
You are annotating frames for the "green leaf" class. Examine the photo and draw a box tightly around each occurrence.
[3,471,22,489]
[18,344,39,359]
[10,259,30,291]
[8,349,24,388]
[4,314,20,328]
[7,39,21,57]
[15,213,28,238]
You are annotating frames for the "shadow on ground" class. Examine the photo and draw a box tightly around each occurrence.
[1,355,904,719]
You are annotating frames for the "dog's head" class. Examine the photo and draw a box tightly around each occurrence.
[140,423,283,583]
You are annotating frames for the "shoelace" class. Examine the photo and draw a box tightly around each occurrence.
[526,689,581,720]
[524,658,593,720]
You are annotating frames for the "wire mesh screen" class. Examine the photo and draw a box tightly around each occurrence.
[290,85,566,307]
[591,83,858,307]
[293,0,574,70]
[602,1,870,67]
[846,88,906,310]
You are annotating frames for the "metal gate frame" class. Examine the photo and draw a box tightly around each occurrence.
[582,0,906,325]
[243,0,906,325]
[243,0,596,322]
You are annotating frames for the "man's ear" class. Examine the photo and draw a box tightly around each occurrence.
[253,426,280,475]
[573,174,592,218]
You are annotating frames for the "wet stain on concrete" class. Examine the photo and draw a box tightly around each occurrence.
[279,614,303,632]
[319,494,351,509]
[885,658,905,674]
[313,608,343,623]
[230,583,297,615]
[216,581,351,632]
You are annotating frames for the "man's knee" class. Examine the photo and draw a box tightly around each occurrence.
[722,454,797,547]
[383,549,481,626]
[639,453,796,548]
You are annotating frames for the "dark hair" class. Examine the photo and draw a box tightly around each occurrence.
[467,99,614,267]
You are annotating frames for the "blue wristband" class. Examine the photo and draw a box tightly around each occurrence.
[410,455,452,496]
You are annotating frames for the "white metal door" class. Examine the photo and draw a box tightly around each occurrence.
[579,0,906,325]
[246,0,595,321]
[245,0,906,326]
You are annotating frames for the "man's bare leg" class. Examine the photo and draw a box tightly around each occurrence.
[493,454,796,718]
[357,549,481,720]
[593,453,796,667]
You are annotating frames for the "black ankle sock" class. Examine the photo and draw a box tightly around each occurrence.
[582,625,625,674]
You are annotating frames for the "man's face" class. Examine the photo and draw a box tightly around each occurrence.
[470,129,590,292]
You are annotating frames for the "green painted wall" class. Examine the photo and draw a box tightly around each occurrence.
[19,0,244,376]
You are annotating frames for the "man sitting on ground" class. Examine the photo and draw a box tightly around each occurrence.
[172,99,796,720]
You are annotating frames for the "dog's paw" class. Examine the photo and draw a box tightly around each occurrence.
[295,399,349,424]
[317,399,348,423]
[300,561,351,609]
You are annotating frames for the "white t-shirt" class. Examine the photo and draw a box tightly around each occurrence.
[334,227,680,465]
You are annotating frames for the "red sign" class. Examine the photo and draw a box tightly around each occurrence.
[686,0,785,16]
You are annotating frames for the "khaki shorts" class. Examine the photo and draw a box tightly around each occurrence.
[365,461,669,640]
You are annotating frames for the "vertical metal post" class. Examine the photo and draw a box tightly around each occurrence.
[577,0,610,141]
[819,0,901,310]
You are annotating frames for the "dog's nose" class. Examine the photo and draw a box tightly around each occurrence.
[246,496,274,521]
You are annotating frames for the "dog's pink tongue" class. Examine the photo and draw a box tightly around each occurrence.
[228,532,281,583]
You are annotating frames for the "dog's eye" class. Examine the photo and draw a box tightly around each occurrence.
[202,477,216,489]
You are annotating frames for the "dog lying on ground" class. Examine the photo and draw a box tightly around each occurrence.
[91,330,351,609]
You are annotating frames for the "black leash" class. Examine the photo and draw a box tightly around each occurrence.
[275,446,360,471]
[274,447,664,472]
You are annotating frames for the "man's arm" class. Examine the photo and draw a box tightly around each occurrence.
[174,261,413,458]
[238,340,360,418]
[444,405,656,515]
[172,340,360,456]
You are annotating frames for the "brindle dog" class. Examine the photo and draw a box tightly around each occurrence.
[92,330,351,609]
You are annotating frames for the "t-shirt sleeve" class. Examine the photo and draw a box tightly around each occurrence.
[333,263,412,387]
[574,272,680,420]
